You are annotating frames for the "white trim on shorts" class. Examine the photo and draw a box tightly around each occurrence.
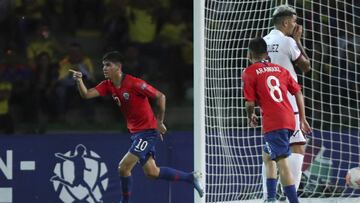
[290,113,307,145]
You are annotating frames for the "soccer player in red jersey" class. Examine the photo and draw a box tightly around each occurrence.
[242,38,312,203]
[70,51,203,203]
[263,5,312,199]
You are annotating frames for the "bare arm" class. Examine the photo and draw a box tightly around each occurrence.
[292,25,311,73]
[155,91,167,135]
[70,69,99,99]
[245,101,258,127]
[294,91,312,134]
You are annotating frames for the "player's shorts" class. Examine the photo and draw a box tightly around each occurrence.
[263,129,293,161]
[289,114,307,145]
[129,129,161,165]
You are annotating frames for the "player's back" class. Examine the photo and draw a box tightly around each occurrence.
[242,61,300,133]
[263,29,300,82]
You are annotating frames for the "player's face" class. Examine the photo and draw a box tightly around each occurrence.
[287,15,297,35]
[102,61,118,79]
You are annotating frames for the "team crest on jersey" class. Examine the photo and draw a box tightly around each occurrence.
[141,83,147,90]
[123,92,130,100]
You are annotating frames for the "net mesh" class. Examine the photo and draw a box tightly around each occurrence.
[203,0,360,202]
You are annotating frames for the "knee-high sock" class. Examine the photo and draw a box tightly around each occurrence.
[120,176,132,203]
[267,178,277,200]
[283,185,299,203]
[262,162,268,199]
[287,153,304,190]
[158,167,193,183]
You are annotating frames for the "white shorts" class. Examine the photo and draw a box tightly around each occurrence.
[290,114,307,145]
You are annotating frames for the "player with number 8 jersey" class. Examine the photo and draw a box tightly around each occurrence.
[242,60,300,133]
[262,5,312,199]
[242,38,311,203]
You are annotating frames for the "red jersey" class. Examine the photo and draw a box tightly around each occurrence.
[95,74,158,133]
[242,61,301,133]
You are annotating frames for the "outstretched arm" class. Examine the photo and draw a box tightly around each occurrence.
[55,153,73,161]
[294,91,312,134]
[155,91,167,135]
[69,69,99,99]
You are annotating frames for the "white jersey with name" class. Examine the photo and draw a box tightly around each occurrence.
[263,29,302,113]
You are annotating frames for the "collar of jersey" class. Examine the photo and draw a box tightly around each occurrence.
[271,29,285,37]
[254,59,269,64]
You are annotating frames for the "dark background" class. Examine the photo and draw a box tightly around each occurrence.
[0,0,194,134]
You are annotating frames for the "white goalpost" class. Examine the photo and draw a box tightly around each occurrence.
[194,0,360,203]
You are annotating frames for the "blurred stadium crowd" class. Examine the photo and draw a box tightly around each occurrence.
[0,0,193,134]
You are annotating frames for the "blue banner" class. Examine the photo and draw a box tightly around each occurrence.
[0,132,194,203]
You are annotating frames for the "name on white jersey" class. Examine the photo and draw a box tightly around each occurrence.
[267,44,279,52]
[256,66,281,75]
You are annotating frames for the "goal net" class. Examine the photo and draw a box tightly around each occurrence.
[194,0,360,202]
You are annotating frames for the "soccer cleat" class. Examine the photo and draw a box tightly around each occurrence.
[192,171,204,198]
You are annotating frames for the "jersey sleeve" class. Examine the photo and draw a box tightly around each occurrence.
[133,79,158,99]
[242,68,256,101]
[288,37,302,62]
[286,70,301,95]
[95,80,110,96]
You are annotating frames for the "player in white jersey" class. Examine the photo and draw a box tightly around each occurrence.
[262,5,311,201]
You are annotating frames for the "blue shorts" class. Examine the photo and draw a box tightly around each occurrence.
[129,130,161,165]
[263,129,293,161]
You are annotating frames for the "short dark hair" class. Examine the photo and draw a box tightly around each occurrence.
[102,51,124,64]
[272,5,297,25]
[248,37,267,57]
